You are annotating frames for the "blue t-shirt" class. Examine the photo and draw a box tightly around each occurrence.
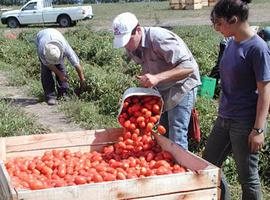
[219,35,270,120]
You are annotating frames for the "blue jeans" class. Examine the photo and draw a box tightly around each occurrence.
[203,117,261,200]
[159,88,195,150]
[40,62,68,100]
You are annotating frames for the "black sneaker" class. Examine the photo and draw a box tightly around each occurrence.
[47,98,57,105]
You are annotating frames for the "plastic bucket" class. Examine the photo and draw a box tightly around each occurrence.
[198,76,216,98]
[117,87,164,127]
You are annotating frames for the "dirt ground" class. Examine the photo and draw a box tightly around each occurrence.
[0,71,83,133]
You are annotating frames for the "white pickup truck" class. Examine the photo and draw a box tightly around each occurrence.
[0,0,93,28]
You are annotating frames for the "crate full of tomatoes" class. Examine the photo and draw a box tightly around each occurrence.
[0,88,220,200]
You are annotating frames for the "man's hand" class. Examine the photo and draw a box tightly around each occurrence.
[136,74,159,88]
[59,74,68,82]
[248,130,264,153]
[79,79,87,91]
[47,64,68,82]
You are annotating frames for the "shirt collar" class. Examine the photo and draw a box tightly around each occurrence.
[141,27,146,48]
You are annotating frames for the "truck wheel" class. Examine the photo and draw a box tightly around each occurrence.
[7,18,20,28]
[58,16,71,27]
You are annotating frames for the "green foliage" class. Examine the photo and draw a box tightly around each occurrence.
[59,99,119,129]
[189,96,218,153]
[259,136,270,186]
[173,25,221,76]
[0,100,47,136]
[0,30,40,85]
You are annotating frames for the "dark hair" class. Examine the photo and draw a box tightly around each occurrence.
[131,24,139,35]
[211,0,252,24]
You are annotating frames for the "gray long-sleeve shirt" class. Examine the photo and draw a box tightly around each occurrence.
[127,27,201,111]
[36,28,79,67]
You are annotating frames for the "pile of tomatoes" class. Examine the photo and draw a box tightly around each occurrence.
[5,95,186,190]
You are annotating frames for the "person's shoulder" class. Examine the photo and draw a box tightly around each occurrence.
[148,27,176,41]
[249,35,269,52]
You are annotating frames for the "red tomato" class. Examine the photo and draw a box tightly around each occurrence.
[103,173,116,182]
[144,111,152,119]
[57,166,66,178]
[74,176,87,185]
[157,125,166,135]
[117,172,126,180]
[152,104,160,114]
[162,151,173,161]
[156,166,168,175]
[124,120,131,128]
[29,180,46,190]
[146,123,154,132]
[93,173,103,183]
[149,116,158,124]
[139,121,146,128]
[136,116,145,123]
[53,180,66,187]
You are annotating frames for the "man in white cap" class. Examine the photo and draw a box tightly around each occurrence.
[36,28,86,105]
[112,12,201,150]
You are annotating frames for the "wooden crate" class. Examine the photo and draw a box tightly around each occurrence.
[0,128,220,200]
[169,3,185,10]
[185,0,201,4]
[208,0,217,6]
[201,0,208,6]
[185,3,203,10]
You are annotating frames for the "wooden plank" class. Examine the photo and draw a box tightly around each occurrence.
[133,187,219,200]
[185,3,203,10]
[201,0,208,6]
[208,2,216,6]
[15,171,218,200]
[6,145,107,160]
[185,0,201,4]
[3,128,122,160]
[169,3,185,10]
[169,0,181,4]
[0,138,6,161]
[0,161,16,200]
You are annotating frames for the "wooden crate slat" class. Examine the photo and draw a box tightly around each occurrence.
[185,0,201,3]
[6,145,108,160]
[169,3,185,10]
[0,138,6,161]
[169,0,181,4]
[0,161,16,200]
[185,3,203,9]
[15,171,218,200]
[133,187,218,200]
[5,128,122,156]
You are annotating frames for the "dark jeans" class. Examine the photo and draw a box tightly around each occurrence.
[40,62,68,100]
[203,117,261,200]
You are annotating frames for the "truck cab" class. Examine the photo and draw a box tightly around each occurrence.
[1,0,93,28]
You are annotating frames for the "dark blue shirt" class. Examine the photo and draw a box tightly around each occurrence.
[219,35,270,120]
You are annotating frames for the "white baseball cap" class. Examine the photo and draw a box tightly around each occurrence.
[112,12,138,48]
[43,41,63,64]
